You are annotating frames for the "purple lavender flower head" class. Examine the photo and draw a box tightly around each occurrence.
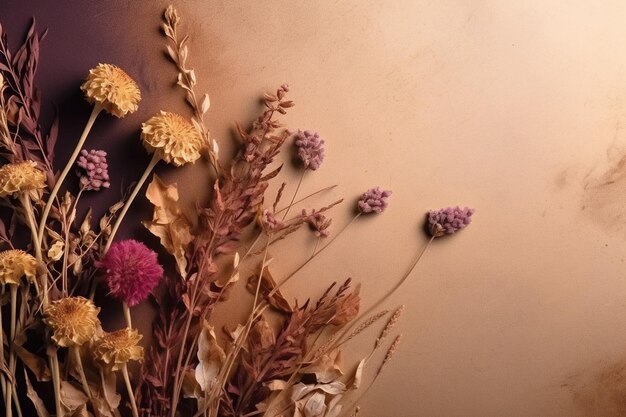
[96,239,164,306]
[428,206,474,237]
[294,130,325,170]
[76,149,110,191]
[357,187,392,214]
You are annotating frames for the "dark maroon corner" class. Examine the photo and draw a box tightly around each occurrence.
[2,0,187,382]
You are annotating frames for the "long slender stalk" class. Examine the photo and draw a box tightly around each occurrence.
[0,293,6,405]
[72,347,92,400]
[331,236,435,351]
[104,153,160,253]
[280,170,305,221]
[123,303,132,328]
[5,286,17,417]
[37,103,103,247]
[122,364,139,417]
[268,212,361,298]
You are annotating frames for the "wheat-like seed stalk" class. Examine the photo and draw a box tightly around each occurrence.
[344,309,389,343]
[377,334,402,375]
[375,304,404,349]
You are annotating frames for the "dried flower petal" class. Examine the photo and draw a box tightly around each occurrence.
[302,209,332,238]
[294,130,325,170]
[357,187,391,214]
[76,149,110,191]
[141,111,203,166]
[81,63,141,118]
[0,249,37,286]
[0,161,46,197]
[427,206,475,237]
[93,328,144,371]
[96,240,164,306]
[260,209,285,233]
[44,297,100,347]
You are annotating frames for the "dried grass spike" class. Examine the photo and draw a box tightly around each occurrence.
[378,334,402,375]
[345,309,389,343]
[375,305,404,349]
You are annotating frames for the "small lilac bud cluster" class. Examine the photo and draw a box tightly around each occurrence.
[76,149,110,191]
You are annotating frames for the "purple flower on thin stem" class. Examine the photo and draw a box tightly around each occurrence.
[76,149,110,191]
[294,130,325,170]
[428,206,474,237]
[96,240,164,307]
[302,209,332,238]
[357,187,392,214]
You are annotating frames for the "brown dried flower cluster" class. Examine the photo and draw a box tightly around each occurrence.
[0,249,37,285]
[93,328,144,370]
[44,297,101,347]
[141,111,203,166]
[81,63,141,117]
[0,160,46,197]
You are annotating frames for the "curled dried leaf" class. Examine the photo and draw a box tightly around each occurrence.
[246,268,293,313]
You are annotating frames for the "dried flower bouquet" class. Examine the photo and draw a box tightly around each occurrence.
[0,5,473,417]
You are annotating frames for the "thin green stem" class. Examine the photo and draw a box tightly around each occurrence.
[37,104,103,247]
[104,153,160,253]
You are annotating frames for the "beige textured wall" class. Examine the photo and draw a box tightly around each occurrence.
[7,1,626,416]
[189,2,626,416]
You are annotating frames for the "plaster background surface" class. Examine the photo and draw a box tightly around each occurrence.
[5,1,626,416]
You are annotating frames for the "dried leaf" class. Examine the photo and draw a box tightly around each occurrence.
[249,315,275,350]
[60,380,88,411]
[25,370,50,417]
[143,175,192,276]
[349,358,366,389]
[195,321,225,392]
[100,368,120,410]
[15,344,51,381]
[47,240,64,261]
[246,268,293,313]
[303,392,326,417]
[301,349,343,384]
[200,93,210,114]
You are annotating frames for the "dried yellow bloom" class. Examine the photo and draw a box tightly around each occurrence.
[0,160,46,197]
[44,297,100,347]
[93,328,143,371]
[81,63,141,118]
[0,249,37,286]
[141,111,203,166]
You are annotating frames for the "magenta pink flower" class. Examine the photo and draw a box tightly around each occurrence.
[96,240,164,306]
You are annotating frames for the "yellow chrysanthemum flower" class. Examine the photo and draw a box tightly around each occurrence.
[81,63,141,118]
[93,328,144,371]
[0,161,46,197]
[141,111,203,166]
[44,297,100,347]
[0,249,37,286]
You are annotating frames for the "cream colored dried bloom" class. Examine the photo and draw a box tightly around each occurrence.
[81,64,141,118]
[0,160,46,197]
[93,328,143,371]
[44,297,100,347]
[141,111,203,166]
[0,249,37,286]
